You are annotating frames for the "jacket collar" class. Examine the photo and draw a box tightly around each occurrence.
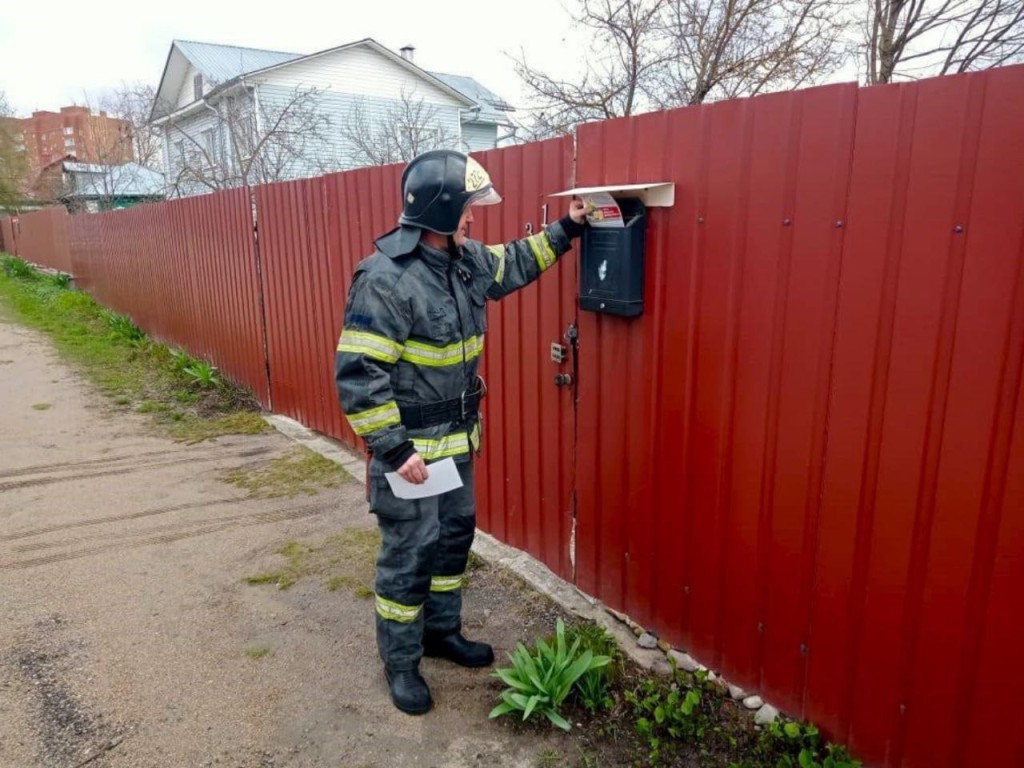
[417,240,461,270]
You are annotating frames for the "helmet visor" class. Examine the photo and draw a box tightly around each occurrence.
[468,187,502,207]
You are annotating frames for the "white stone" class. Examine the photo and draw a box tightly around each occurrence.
[668,650,699,672]
[728,684,747,701]
[754,704,780,725]
[707,671,718,682]
[638,632,658,649]
[652,660,674,677]
[742,695,764,710]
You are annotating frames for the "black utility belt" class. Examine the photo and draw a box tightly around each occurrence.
[397,379,486,429]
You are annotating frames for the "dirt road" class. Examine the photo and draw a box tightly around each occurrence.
[0,319,570,768]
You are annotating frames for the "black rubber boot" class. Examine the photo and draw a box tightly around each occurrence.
[423,631,495,668]
[385,667,432,715]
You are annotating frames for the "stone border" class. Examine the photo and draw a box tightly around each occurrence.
[264,413,783,728]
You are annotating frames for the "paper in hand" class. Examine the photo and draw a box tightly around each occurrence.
[385,457,464,500]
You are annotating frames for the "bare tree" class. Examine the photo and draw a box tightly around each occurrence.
[655,0,854,105]
[340,89,459,166]
[0,90,29,211]
[159,84,334,195]
[101,82,163,171]
[515,0,854,134]
[516,0,670,135]
[864,0,1024,83]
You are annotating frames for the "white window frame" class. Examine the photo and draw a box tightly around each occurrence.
[201,128,218,165]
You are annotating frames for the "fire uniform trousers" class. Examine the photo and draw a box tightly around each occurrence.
[335,218,579,671]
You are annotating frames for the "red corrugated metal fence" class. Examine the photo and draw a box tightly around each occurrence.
[3,206,73,273]
[1,65,1022,768]
[573,68,1024,767]
[253,164,404,445]
[472,137,578,580]
[0,215,16,254]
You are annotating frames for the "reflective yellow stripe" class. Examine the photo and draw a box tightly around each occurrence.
[540,233,557,269]
[430,574,465,592]
[527,233,556,272]
[375,594,422,623]
[346,401,401,436]
[338,330,403,364]
[413,432,471,461]
[470,421,481,451]
[486,244,506,284]
[401,335,485,367]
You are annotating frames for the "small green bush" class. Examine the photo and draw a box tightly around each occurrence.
[1,256,36,279]
[565,623,620,713]
[490,618,611,731]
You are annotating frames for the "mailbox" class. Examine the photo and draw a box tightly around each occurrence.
[579,197,646,317]
[549,182,674,320]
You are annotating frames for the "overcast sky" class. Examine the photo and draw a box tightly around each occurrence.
[0,0,588,115]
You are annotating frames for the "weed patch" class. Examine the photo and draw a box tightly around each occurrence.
[222,447,349,498]
[490,616,861,768]
[0,255,266,442]
[245,527,380,598]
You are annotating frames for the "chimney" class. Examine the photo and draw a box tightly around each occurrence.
[400,45,415,62]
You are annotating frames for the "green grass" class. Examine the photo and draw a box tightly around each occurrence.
[171,411,271,444]
[0,255,269,442]
[245,527,380,596]
[31,402,52,411]
[244,646,271,660]
[222,446,350,498]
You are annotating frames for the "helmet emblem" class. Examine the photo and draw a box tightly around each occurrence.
[465,157,490,192]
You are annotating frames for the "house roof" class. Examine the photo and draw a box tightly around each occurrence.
[153,38,511,124]
[62,161,109,174]
[66,163,166,199]
[173,40,302,84]
[429,72,515,125]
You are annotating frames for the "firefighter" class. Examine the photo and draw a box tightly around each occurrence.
[335,149,586,714]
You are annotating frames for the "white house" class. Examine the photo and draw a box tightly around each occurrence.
[150,38,516,196]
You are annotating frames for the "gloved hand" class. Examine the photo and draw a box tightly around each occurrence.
[568,198,587,225]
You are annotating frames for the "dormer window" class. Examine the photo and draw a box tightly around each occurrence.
[193,74,204,100]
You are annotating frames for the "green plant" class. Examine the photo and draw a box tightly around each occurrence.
[575,664,613,713]
[1,256,36,280]
[626,668,725,766]
[103,310,146,345]
[49,272,72,289]
[744,721,861,768]
[565,624,619,713]
[490,618,611,731]
[183,360,221,388]
[169,347,193,372]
